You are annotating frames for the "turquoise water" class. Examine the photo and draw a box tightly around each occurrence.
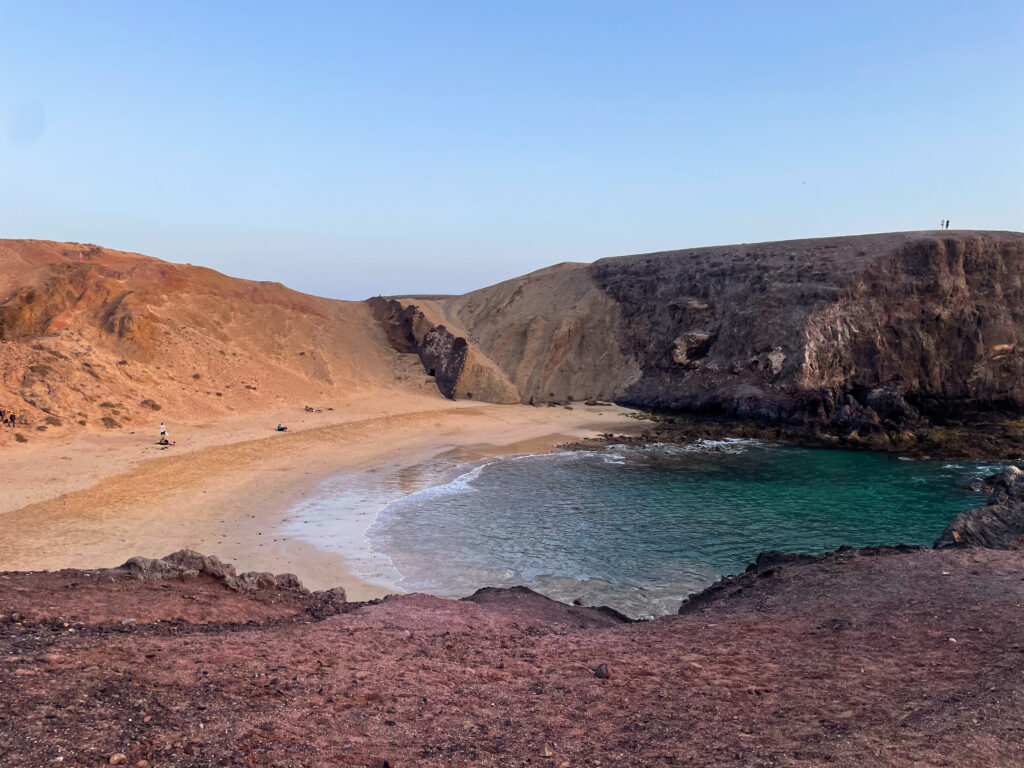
[363,441,998,618]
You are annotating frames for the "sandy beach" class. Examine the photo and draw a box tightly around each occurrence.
[0,393,638,599]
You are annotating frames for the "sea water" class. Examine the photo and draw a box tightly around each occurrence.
[284,441,999,618]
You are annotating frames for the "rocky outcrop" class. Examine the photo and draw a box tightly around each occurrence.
[935,466,1024,549]
[462,585,632,628]
[120,550,307,593]
[367,296,519,402]
[677,545,921,615]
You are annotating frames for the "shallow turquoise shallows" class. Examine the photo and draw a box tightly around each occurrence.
[367,441,998,618]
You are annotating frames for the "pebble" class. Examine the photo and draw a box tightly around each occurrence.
[109,754,128,765]
[41,653,61,665]
[594,663,610,679]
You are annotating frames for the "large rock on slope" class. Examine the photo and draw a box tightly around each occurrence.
[378,231,1024,432]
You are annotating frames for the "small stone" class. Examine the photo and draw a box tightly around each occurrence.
[542,743,555,757]
[143,715,152,723]
[10,612,21,623]
[41,653,60,665]
[949,637,957,643]
[121,618,136,625]
[109,754,128,765]
[594,663,610,679]
[136,761,148,767]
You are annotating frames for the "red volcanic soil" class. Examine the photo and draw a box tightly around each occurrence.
[2,547,1023,768]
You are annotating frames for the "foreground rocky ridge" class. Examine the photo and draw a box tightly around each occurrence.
[383,231,1024,455]
[2,545,1022,767]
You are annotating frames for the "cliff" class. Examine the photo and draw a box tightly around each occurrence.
[380,231,1024,445]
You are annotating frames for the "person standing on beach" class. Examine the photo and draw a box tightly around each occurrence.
[160,422,167,439]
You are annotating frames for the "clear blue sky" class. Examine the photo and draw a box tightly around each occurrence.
[2,1,1022,299]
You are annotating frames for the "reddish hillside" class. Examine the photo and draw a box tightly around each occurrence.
[0,240,425,442]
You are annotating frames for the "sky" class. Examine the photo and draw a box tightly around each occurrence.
[1,1,1022,300]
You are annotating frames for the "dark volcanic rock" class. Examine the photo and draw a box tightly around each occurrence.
[379,231,1024,455]
[367,296,467,399]
[592,231,1024,427]
[935,465,1024,548]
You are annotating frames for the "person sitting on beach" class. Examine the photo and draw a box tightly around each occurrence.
[304,405,314,412]
[275,424,288,431]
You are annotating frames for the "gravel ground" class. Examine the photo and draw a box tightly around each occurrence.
[2,547,1023,767]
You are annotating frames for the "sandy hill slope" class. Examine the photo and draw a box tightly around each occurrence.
[379,230,1024,436]
[0,240,429,443]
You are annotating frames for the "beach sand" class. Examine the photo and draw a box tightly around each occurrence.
[0,393,638,599]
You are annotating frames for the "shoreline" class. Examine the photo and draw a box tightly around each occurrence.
[0,397,641,600]
[565,410,1024,461]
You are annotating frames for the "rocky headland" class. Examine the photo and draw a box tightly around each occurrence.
[378,231,1024,458]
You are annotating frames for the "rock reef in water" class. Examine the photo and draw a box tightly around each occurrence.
[377,231,1024,441]
[935,465,1024,549]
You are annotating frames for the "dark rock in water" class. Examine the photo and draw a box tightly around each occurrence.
[935,466,1024,549]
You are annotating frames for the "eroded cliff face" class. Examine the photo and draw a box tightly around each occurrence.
[376,231,1024,440]
[801,235,1024,419]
